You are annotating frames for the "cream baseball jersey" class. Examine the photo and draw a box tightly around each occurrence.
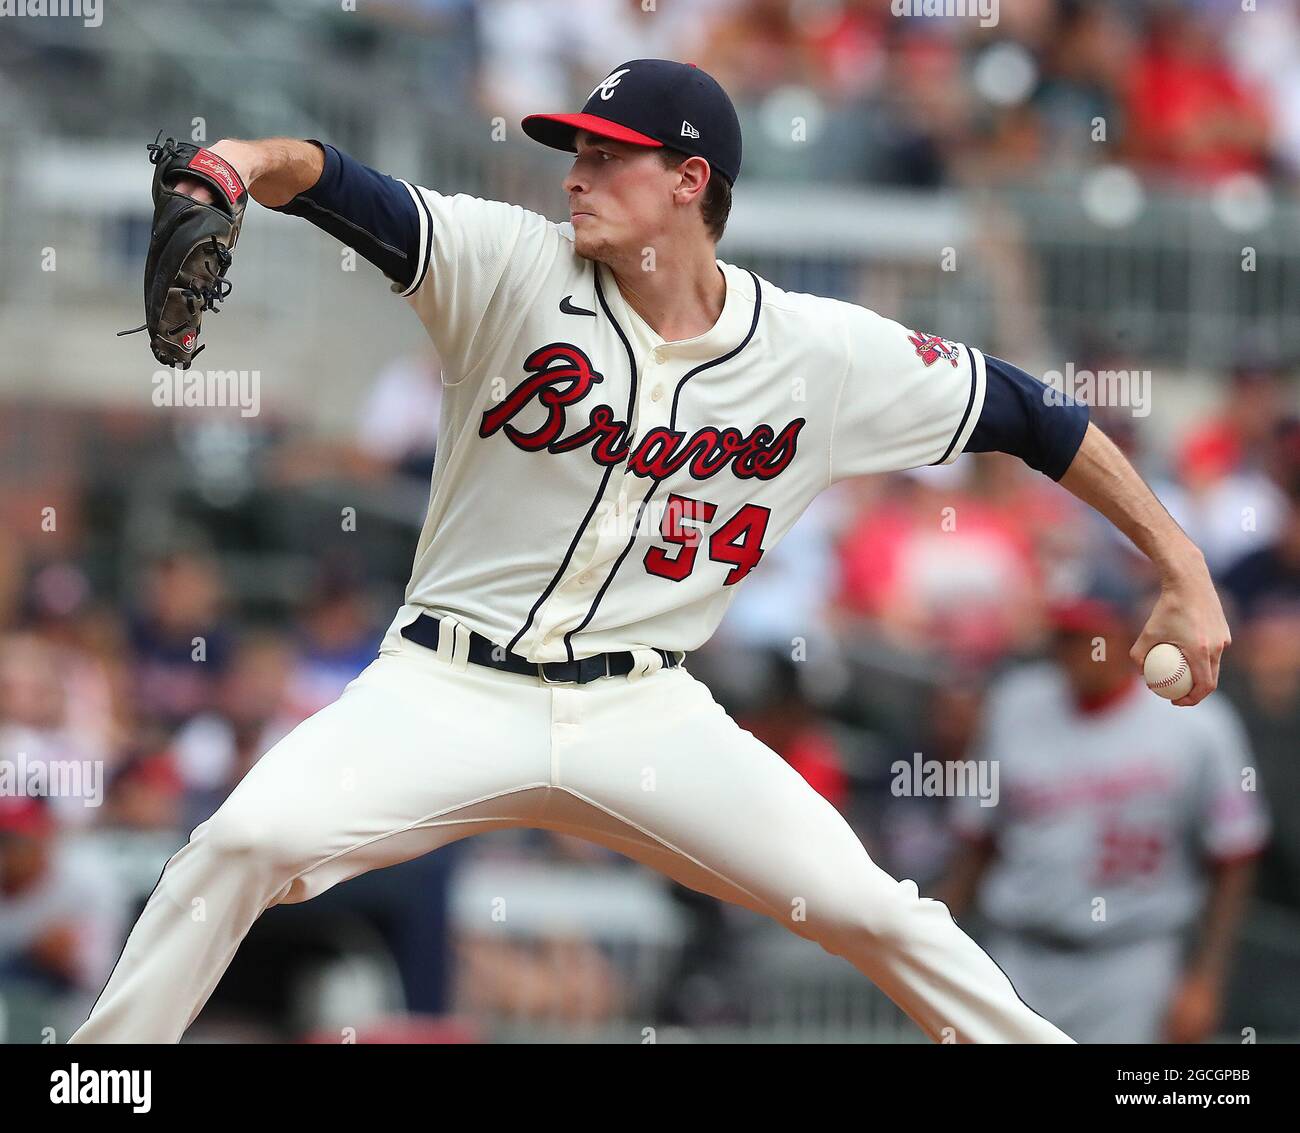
[273,142,1086,665]
[393,190,983,661]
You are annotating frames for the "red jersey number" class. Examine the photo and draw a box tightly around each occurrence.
[643,494,717,581]
[644,494,770,586]
[1092,819,1168,884]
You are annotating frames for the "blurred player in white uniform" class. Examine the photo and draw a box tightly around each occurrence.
[72,60,1234,1044]
[942,581,1269,1042]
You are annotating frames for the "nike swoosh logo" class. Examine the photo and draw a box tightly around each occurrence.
[559,295,596,317]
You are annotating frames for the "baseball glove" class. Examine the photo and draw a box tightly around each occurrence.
[118,135,248,368]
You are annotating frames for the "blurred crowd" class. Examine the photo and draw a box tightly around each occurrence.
[10,0,1300,194]
[468,0,1300,190]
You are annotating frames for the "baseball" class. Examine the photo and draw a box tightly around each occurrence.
[1143,642,1193,700]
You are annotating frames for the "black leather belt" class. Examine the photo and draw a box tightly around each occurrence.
[399,613,683,685]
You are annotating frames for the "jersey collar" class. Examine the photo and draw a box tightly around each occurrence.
[594,259,757,361]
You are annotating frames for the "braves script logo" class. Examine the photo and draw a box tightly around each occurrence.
[908,330,961,368]
[480,343,804,481]
[188,151,243,204]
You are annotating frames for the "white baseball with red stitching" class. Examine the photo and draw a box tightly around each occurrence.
[1143,642,1193,700]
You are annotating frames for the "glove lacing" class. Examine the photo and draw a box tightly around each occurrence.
[117,135,238,349]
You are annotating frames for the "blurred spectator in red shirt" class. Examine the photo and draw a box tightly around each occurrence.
[1179,359,1290,478]
[1125,5,1272,184]
[802,0,887,104]
[834,462,1041,666]
[971,453,1096,600]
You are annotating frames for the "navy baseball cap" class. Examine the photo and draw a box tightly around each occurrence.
[522,59,742,186]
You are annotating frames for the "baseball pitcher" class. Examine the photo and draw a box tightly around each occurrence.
[73,60,1232,1044]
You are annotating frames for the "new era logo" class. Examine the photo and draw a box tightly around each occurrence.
[680,120,700,139]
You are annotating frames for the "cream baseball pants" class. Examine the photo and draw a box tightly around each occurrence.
[69,610,1072,1044]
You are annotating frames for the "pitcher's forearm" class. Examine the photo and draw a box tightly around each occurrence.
[1058,422,1205,583]
[1058,421,1231,704]
[208,138,325,207]
[173,139,423,291]
[175,138,324,208]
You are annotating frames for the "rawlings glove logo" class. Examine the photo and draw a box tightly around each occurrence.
[188,150,244,204]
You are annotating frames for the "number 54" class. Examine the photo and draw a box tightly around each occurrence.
[643,492,771,585]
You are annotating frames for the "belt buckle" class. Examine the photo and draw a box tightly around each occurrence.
[538,654,613,685]
[538,660,575,685]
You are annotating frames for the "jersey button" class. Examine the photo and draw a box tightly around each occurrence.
[651,384,664,402]
[652,348,666,364]
[578,572,592,586]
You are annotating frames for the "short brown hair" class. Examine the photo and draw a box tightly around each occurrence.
[657,147,732,243]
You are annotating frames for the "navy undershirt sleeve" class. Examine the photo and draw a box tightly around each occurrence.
[964,354,1090,480]
[269,140,421,290]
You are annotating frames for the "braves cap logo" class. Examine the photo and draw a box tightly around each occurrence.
[590,68,630,101]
